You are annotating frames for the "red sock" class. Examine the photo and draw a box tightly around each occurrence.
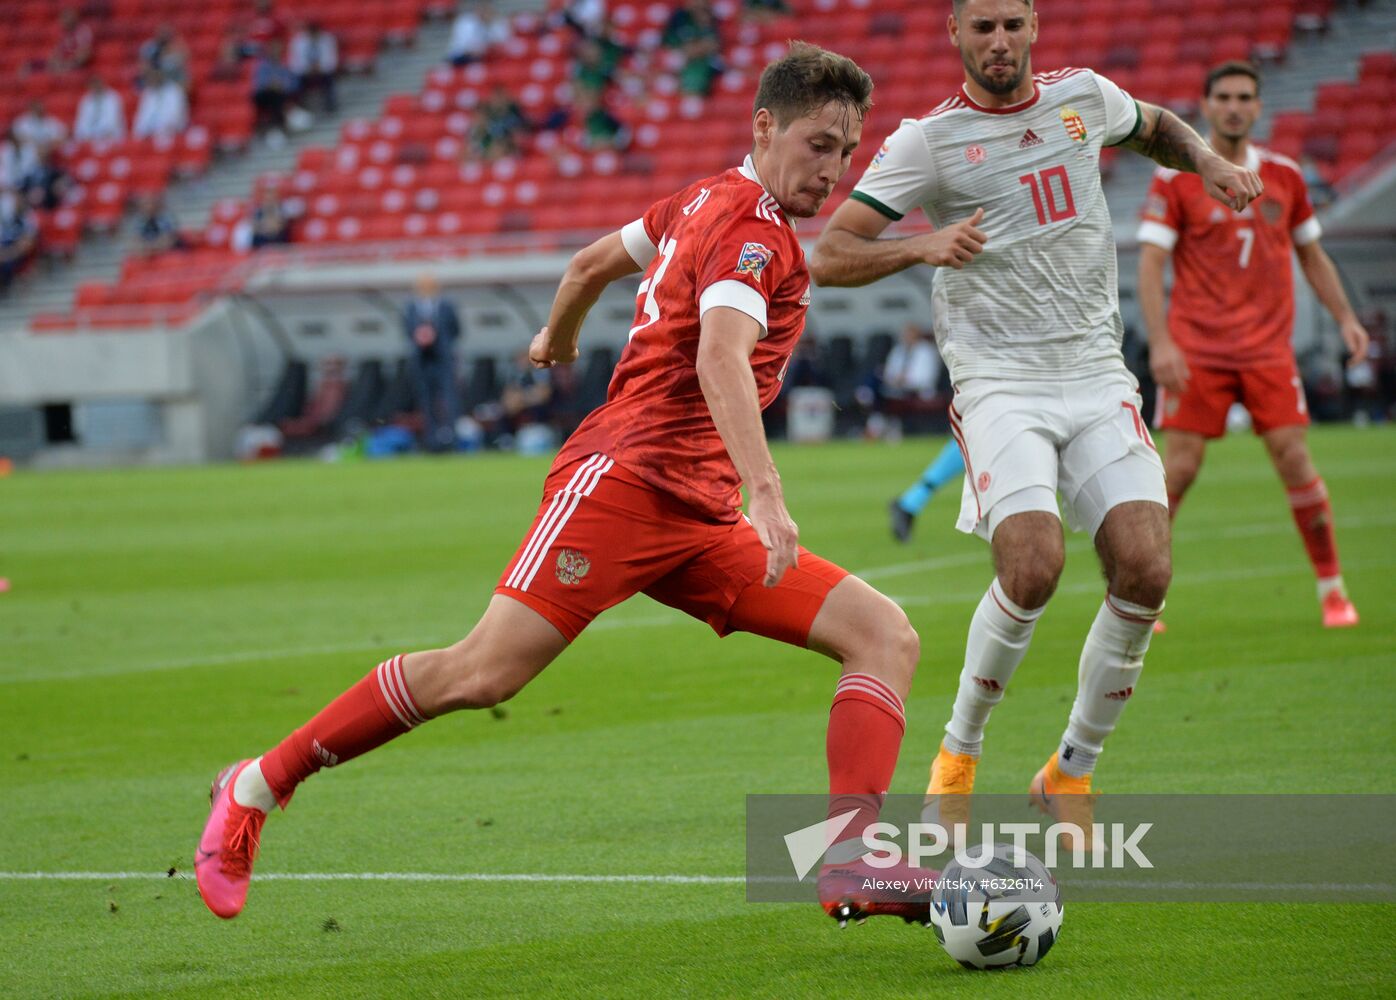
[259,655,427,807]
[1286,478,1341,580]
[826,673,906,843]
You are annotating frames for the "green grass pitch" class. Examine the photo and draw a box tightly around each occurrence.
[1,426,1393,998]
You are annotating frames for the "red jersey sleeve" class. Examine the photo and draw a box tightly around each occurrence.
[620,185,699,269]
[690,210,794,338]
[1136,169,1183,251]
[1285,164,1321,246]
[642,189,685,246]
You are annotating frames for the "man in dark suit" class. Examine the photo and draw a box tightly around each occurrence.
[403,272,462,451]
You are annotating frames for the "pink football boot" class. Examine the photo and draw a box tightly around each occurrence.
[195,760,267,919]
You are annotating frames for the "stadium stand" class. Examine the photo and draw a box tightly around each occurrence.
[17,0,1396,335]
[3,0,438,322]
[1267,51,1396,183]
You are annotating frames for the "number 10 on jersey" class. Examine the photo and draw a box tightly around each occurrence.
[1019,166,1077,225]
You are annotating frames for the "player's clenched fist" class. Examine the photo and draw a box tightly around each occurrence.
[748,491,799,587]
[1199,156,1263,213]
[916,207,987,270]
[528,326,579,368]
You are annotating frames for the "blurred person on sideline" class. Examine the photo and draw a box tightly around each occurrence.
[403,273,463,451]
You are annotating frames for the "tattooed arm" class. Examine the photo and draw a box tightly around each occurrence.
[1120,101,1264,212]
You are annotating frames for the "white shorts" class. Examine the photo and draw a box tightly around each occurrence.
[950,371,1168,540]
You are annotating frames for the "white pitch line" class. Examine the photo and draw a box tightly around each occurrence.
[0,871,1387,894]
[0,871,744,885]
[7,512,1393,686]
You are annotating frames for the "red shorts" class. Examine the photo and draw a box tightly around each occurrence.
[1154,360,1309,439]
[495,452,849,644]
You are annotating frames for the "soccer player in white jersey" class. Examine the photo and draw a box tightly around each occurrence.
[810,0,1262,842]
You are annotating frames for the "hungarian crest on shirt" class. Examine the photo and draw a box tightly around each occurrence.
[735,241,774,278]
[1060,106,1087,142]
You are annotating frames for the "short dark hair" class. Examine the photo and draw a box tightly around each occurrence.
[753,41,873,127]
[953,0,1032,15]
[1204,60,1261,97]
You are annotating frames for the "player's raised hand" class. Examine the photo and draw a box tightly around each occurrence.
[748,491,799,587]
[1149,335,1191,393]
[1199,156,1263,213]
[528,326,579,368]
[916,207,987,270]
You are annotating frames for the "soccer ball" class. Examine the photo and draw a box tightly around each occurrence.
[928,842,1063,969]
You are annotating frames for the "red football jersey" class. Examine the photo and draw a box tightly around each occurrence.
[555,157,810,522]
[1137,146,1320,370]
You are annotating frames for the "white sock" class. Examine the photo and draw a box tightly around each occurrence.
[1059,595,1161,778]
[1317,575,1345,601]
[232,756,277,813]
[944,579,1045,758]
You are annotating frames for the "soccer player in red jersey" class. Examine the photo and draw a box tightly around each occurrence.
[196,44,931,927]
[1138,61,1369,628]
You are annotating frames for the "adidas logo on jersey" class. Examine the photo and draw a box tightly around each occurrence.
[1018,128,1044,149]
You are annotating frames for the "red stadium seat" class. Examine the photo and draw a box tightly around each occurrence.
[44,0,1396,332]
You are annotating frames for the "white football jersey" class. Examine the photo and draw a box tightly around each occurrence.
[851,68,1142,384]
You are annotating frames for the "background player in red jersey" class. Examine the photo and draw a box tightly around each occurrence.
[1138,61,1368,628]
[196,43,931,927]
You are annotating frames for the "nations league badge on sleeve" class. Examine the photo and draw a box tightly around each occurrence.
[735,242,774,279]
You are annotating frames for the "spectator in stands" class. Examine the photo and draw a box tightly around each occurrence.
[244,0,290,59]
[251,40,301,145]
[48,8,94,74]
[139,25,191,89]
[132,68,190,139]
[447,1,511,67]
[132,192,185,256]
[572,36,620,93]
[249,189,291,248]
[573,87,629,151]
[0,189,38,293]
[74,77,126,142]
[288,21,339,114]
[469,86,529,160]
[403,273,463,451]
[0,127,38,191]
[12,101,68,160]
[662,0,724,96]
[882,324,942,401]
[20,147,74,211]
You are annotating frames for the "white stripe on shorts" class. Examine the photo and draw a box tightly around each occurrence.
[509,453,614,592]
[506,453,609,590]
